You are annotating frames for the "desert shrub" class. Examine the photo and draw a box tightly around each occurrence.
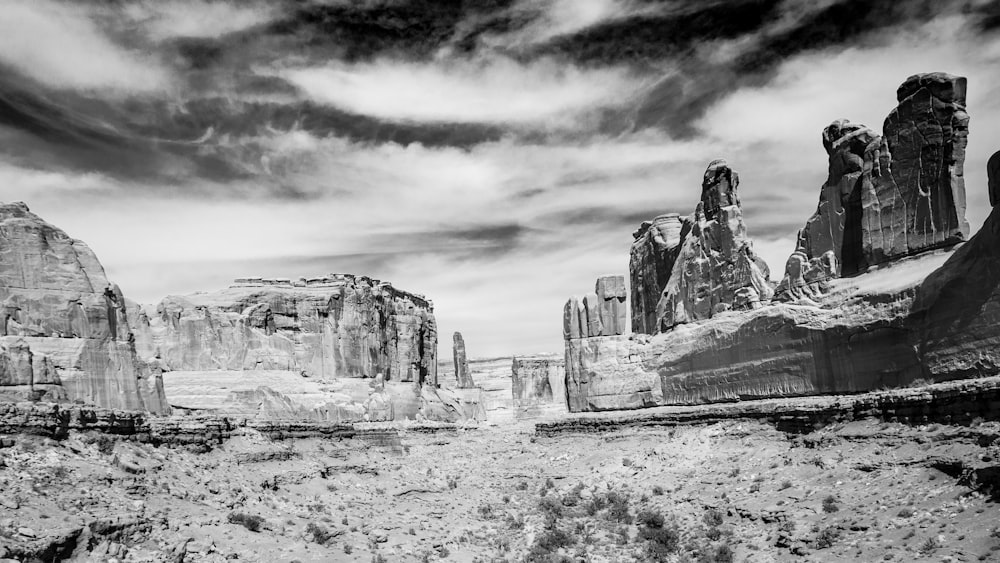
[305,522,333,544]
[703,508,724,527]
[779,479,793,491]
[505,513,525,530]
[897,507,914,518]
[814,526,840,549]
[710,543,734,563]
[227,512,265,532]
[584,491,607,516]
[502,494,510,504]
[652,485,664,496]
[919,536,942,554]
[447,476,458,489]
[728,468,740,478]
[606,490,632,524]
[539,495,563,518]
[371,554,387,563]
[526,527,576,561]
[778,520,795,533]
[477,503,495,519]
[343,544,353,554]
[562,483,585,507]
[641,525,680,561]
[93,435,115,455]
[822,495,839,513]
[638,509,665,529]
[516,481,529,491]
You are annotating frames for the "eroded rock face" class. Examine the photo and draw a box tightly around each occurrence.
[133,275,437,385]
[511,357,567,418]
[0,203,169,413]
[563,276,628,339]
[778,73,971,301]
[988,150,1000,207]
[630,214,691,334]
[452,332,475,388]
[656,160,773,330]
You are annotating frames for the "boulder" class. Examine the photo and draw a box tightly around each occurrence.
[0,202,168,413]
[452,332,475,388]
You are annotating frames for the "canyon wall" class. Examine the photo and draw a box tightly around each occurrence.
[565,72,1000,412]
[132,276,437,385]
[0,203,169,414]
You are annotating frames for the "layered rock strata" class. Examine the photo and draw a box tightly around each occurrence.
[452,332,475,388]
[511,357,567,419]
[0,203,168,413]
[132,276,437,385]
[778,72,971,300]
[655,160,773,330]
[565,75,1000,412]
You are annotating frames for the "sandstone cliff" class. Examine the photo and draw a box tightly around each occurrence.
[132,275,437,385]
[565,73,1000,412]
[0,203,169,414]
[778,72,970,301]
[511,356,567,419]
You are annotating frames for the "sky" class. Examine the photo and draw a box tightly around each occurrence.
[2,0,1000,360]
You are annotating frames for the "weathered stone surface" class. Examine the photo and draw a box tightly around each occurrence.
[867,72,970,264]
[0,203,169,413]
[452,332,475,388]
[566,149,1000,412]
[655,160,772,330]
[594,275,627,336]
[989,150,1000,207]
[779,73,971,301]
[564,335,662,412]
[511,357,567,419]
[132,275,437,385]
[629,214,691,334]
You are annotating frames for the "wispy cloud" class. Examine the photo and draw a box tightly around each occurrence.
[0,0,170,93]
[120,0,278,41]
[280,56,645,127]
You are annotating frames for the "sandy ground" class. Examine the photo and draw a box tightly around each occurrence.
[1,418,999,562]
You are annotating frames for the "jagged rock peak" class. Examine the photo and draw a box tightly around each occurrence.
[630,214,691,335]
[777,72,971,302]
[700,158,740,221]
[452,332,475,389]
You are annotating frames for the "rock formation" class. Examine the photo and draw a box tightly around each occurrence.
[563,275,627,339]
[655,159,773,330]
[630,214,691,334]
[778,72,970,300]
[511,357,567,418]
[452,332,475,388]
[132,275,437,385]
[0,203,169,414]
[565,74,1000,412]
[989,150,1000,207]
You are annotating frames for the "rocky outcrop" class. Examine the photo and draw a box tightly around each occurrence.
[630,214,691,334]
[452,332,475,388]
[511,357,567,419]
[132,275,437,385]
[0,203,169,414]
[563,275,627,339]
[565,75,1000,412]
[778,73,970,300]
[989,150,1000,207]
[655,160,773,330]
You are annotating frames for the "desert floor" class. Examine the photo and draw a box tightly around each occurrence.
[1,418,999,562]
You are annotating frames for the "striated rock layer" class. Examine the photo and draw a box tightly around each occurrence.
[132,275,437,385]
[566,75,999,412]
[778,72,970,301]
[0,203,169,414]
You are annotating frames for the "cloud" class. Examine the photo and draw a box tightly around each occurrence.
[0,0,170,93]
[120,1,278,41]
[280,56,644,126]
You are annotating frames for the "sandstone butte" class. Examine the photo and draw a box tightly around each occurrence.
[2,71,999,424]
[565,72,1000,412]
